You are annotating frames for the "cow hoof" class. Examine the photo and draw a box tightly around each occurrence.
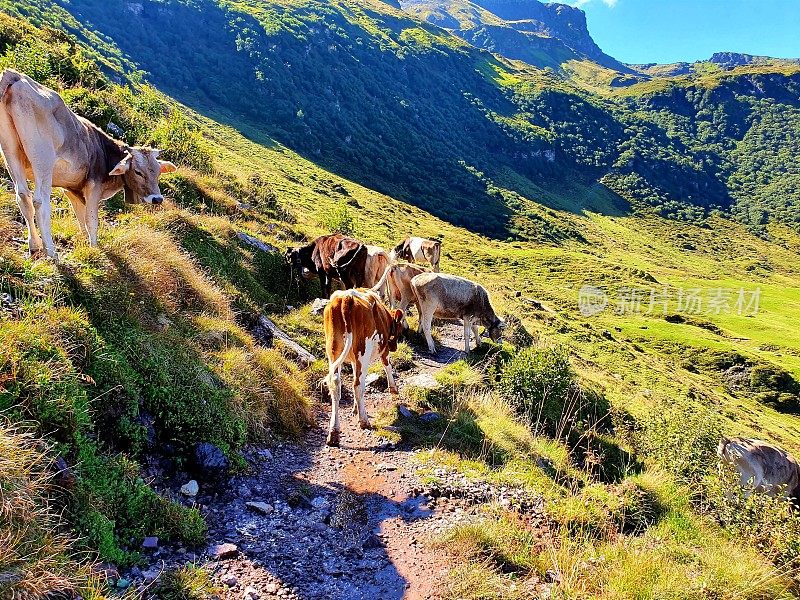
[359,420,371,430]
[389,387,399,396]
[326,430,340,447]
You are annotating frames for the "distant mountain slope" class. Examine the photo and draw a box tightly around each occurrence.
[400,0,631,71]
[2,0,800,236]
[631,51,800,78]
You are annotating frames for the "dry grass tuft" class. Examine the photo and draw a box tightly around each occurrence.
[107,226,232,319]
[215,345,313,439]
[0,421,94,598]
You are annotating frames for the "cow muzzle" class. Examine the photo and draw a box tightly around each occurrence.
[145,194,164,205]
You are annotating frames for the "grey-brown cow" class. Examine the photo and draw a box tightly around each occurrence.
[0,69,176,259]
[718,437,800,499]
[410,272,504,353]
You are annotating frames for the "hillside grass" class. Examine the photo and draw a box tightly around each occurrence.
[199,113,800,450]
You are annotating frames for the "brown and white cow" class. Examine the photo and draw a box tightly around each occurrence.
[0,69,176,259]
[718,437,800,499]
[391,237,441,272]
[372,262,429,315]
[332,240,391,290]
[411,272,504,354]
[323,288,405,446]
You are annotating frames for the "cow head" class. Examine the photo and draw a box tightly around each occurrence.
[387,308,407,352]
[285,245,316,279]
[486,317,505,343]
[110,147,176,205]
[285,247,301,270]
[391,241,408,262]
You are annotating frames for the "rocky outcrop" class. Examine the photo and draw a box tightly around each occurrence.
[401,0,633,72]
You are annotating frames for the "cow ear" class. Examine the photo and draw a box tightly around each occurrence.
[159,160,177,174]
[109,153,132,176]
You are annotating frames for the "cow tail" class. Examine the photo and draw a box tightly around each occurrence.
[432,241,442,272]
[330,295,355,375]
[372,265,392,298]
[0,69,21,102]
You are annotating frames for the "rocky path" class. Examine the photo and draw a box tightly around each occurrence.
[130,324,487,599]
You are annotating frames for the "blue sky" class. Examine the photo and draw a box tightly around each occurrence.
[568,0,800,64]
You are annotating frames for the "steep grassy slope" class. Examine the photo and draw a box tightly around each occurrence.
[0,16,316,593]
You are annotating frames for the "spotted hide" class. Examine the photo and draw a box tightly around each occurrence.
[323,289,405,447]
[390,237,441,272]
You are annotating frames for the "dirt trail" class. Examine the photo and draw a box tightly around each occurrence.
[143,324,475,600]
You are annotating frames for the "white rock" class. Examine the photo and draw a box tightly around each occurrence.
[243,586,260,600]
[405,373,438,389]
[221,573,238,587]
[310,298,329,316]
[180,480,199,497]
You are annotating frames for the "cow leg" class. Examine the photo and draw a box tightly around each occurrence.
[382,356,398,395]
[15,181,42,256]
[421,309,436,353]
[0,143,42,255]
[325,364,343,447]
[353,358,370,429]
[320,274,331,299]
[82,187,103,248]
[31,167,57,259]
[64,190,88,238]
[463,316,472,353]
[472,324,482,348]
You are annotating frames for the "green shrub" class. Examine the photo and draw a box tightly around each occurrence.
[149,110,214,174]
[62,87,116,128]
[319,200,359,236]
[153,564,219,600]
[632,398,722,483]
[497,346,575,434]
